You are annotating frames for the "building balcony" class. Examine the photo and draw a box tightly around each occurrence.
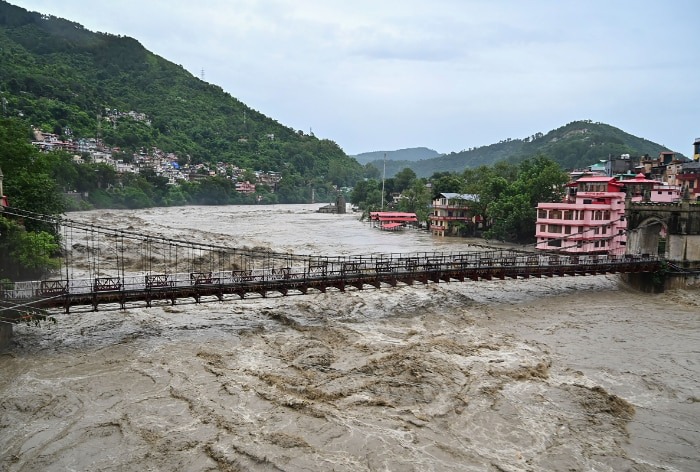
[432,204,471,210]
[535,232,617,241]
[537,202,618,211]
[536,218,618,227]
[575,191,624,198]
[430,216,471,222]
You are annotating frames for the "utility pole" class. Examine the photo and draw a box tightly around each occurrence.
[381,153,386,210]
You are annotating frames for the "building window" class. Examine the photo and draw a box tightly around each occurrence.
[538,209,547,219]
[565,226,572,235]
[540,224,546,232]
[548,224,562,233]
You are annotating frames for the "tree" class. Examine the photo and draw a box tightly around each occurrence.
[6,171,66,233]
[431,173,464,198]
[393,167,417,193]
[275,171,306,203]
[397,180,432,223]
[163,185,189,206]
[484,155,568,242]
[0,216,60,280]
[119,186,153,209]
[0,118,36,176]
[192,176,235,205]
[349,179,384,216]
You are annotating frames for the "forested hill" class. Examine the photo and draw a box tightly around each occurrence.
[372,121,680,178]
[352,147,442,165]
[0,1,364,187]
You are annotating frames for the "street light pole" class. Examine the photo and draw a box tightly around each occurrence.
[381,153,386,210]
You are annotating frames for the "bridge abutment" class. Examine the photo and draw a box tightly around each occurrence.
[666,234,700,269]
[626,201,700,289]
[623,270,700,293]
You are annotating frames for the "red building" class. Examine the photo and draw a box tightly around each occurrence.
[676,162,700,201]
[369,212,418,230]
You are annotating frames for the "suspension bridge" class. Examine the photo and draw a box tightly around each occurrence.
[0,207,665,319]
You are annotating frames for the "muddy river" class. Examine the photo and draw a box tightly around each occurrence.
[1,204,698,471]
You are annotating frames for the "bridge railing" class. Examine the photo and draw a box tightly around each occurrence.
[1,251,661,301]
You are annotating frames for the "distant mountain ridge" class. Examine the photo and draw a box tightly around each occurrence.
[351,147,442,165]
[365,120,683,178]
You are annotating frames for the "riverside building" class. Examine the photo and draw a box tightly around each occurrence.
[429,193,480,237]
[535,174,681,255]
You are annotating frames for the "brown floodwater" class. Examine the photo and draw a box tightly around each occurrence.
[1,204,698,471]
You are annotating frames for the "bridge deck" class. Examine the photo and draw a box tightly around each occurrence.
[2,252,661,313]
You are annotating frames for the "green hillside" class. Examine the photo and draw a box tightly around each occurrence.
[369,121,681,178]
[352,147,442,165]
[0,1,364,188]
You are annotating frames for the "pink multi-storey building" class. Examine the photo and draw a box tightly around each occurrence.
[535,174,680,255]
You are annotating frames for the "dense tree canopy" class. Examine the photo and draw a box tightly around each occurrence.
[0,118,64,279]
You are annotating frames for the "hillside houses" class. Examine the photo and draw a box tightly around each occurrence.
[29,127,282,193]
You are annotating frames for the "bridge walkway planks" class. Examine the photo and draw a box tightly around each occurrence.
[2,252,661,313]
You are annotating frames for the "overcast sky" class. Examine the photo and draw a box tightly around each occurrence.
[11,0,700,156]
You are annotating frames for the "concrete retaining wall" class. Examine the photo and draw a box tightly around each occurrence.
[0,323,12,349]
[623,272,700,293]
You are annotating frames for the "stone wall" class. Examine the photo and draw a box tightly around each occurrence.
[0,323,12,349]
[623,272,700,293]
